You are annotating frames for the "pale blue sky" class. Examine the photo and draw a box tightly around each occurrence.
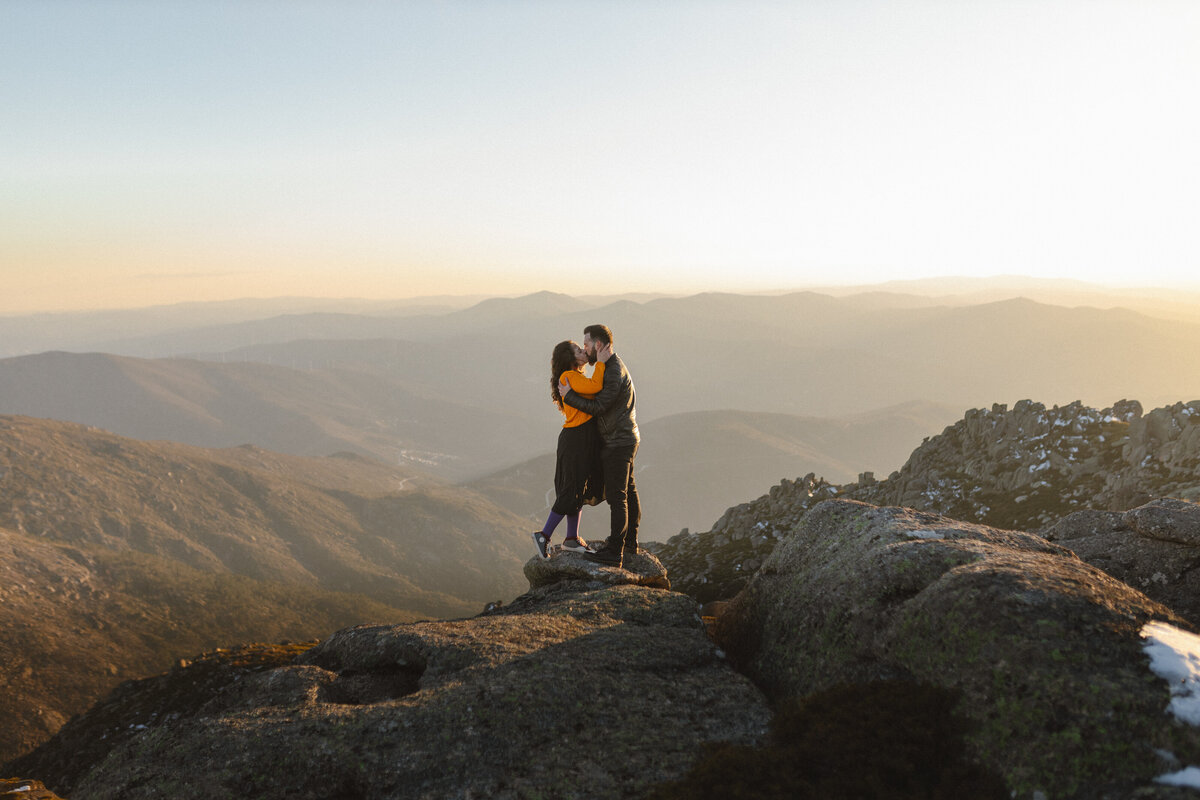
[3,1,1199,312]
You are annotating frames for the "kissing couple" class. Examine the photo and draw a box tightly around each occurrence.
[531,324,641,570]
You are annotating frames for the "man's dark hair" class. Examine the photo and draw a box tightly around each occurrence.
[583,324,613,346]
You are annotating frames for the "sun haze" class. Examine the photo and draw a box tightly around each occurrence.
[3,1,1199,313]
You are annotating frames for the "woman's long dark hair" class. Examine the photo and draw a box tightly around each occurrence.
[551,340,578,408]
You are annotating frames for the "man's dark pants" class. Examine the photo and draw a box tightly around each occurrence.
[600,443,640,551]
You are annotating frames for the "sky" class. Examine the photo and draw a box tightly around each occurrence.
[3,1,1200,313]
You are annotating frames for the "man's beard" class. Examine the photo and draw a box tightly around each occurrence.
[587,352,597,365]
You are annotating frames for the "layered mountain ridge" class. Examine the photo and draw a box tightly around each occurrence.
[7,290,1200,484]
[0,415,530,617]
[0,415,534,763]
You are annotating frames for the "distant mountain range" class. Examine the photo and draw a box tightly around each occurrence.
[4,289,1200,487]
[0,350,545,479]
[6,278,1200,359]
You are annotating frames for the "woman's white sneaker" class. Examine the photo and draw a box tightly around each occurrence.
[560,537,593,554]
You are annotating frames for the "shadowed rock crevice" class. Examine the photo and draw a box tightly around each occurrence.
[321,664,425,706]
[646,680,1010,800]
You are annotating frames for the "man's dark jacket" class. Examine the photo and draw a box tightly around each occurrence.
[563,353,639,447]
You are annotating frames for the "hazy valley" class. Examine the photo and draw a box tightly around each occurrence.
[0,415,533,763]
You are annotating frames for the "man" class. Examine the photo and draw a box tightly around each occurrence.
[560,324,640,569]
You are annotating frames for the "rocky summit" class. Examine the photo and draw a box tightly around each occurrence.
[658,399,1200,606]
[852,398,1156,527]
[718,498,1200,798]
[11,551,768,800]
[16,497,1200,798]
[657,472,841,602]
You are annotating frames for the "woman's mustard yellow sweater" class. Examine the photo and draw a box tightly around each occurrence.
[557,361,606,428]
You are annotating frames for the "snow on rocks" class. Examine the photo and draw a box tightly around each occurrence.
[1142,621,1200,726]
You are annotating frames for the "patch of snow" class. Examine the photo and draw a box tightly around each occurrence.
[1142,621,1200,725]
[1156,766,1200,789]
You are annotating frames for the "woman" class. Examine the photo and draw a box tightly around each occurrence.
[531,339,612,558]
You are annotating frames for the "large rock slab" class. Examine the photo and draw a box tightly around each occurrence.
[720,498,1200,799]
[523,546,670,591]
[19,584,768,800]
[1045,498,1200,625]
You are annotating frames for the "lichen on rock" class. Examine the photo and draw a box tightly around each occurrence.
[718,498,1200,798]
[16,582,768,800]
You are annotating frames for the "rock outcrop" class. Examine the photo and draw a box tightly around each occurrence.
[12,567,768,799]
[852,399,1150,529]
[659,399,1200,606]
[656,473,841,601]
[718,498,1200,798]
[1046,498,1200,625]
[523,545,671,591]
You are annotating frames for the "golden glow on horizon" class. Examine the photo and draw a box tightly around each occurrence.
[3,2,1199,313]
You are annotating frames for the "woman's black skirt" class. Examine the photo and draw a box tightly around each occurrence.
[552,418,605,515]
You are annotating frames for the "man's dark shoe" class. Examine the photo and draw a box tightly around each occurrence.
[584,544,623,568]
